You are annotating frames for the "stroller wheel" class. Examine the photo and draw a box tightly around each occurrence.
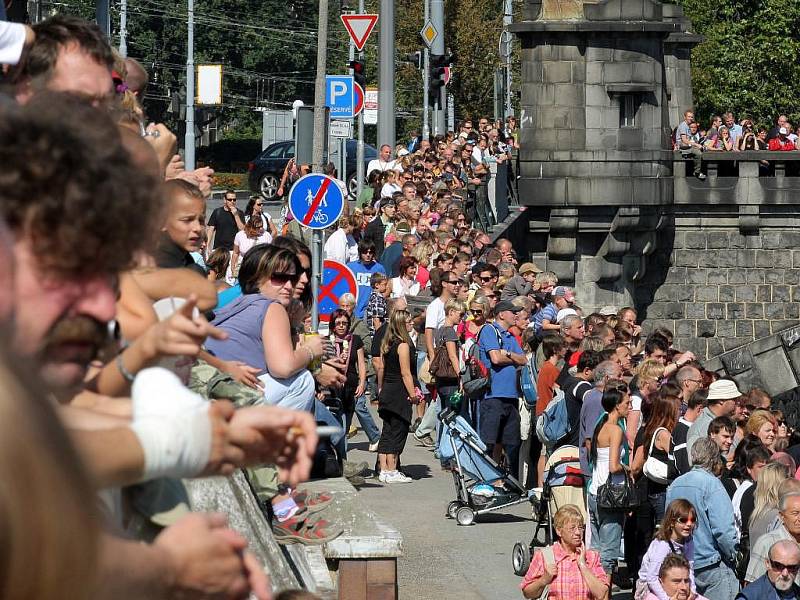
[446,500,463,519]
[455,506,476,526]
[512,541,532,576]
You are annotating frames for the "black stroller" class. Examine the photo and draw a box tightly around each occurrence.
[511,445,586,575]
[438,408,536,526]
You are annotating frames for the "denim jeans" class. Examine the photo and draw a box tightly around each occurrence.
[354,394,380,443]
[694,561,739,600]
[416,394,440,439]
[258,370,316,413]
[648,490,667,524]
[588,493,625,575]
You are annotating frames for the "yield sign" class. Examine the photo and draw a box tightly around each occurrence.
[341,14,379,52]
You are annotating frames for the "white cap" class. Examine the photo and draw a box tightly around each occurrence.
[556,308,578,323]
[780,127,789,135]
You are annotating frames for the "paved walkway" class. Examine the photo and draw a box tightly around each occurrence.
[345,406,633,599]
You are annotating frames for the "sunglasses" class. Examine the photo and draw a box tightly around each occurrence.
[469,309,484,315]
[362,249,375,255]
[479,275,496,282]
[677,516,696,525]
[444,280,461,286]
[270,271,299,285]
[255,203,264,207]
[744,404,759,412]
[770,559,800,573]
[334,320,349,326]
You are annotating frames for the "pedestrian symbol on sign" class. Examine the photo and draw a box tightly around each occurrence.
[288,173,344,230]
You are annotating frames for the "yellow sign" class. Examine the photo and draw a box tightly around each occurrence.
[420,21,438,48]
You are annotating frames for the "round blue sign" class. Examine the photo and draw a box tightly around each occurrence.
[288,173,345,230]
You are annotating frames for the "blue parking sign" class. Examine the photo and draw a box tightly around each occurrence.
[288,173,344,230]
[325,75,355,119]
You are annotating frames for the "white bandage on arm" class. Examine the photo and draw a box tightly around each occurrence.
[0,22,26,66]
[129,367,212,480]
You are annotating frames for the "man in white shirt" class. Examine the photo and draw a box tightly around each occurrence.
[366,144,395,176]
[323,217,355,264]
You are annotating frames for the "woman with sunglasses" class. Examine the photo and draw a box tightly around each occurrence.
[458,293,491,342]
[206,244,323,412]
[244,195,278,240]
[228,217,270,284]
[636,499,700,600]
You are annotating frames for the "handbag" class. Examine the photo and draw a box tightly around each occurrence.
[643,427,673,485]
[429,342,458,379]
[597,469,639,510]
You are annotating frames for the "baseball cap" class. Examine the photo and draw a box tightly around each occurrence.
[552,286,572,298]
[519,262,542,275]
[495,300,522,314]
[599,305,618,316]
[780,127,789,135]
[707,379,741,401]
[556,308,578,323]
[394,221,411,234]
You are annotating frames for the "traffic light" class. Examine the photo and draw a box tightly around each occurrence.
[404,51,423,70]
[348,59,366,90]
[428,53,451,106]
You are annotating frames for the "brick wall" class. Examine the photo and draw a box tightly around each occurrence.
[637,229,800,359]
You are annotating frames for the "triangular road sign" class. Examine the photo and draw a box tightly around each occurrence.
[341,14,379,52]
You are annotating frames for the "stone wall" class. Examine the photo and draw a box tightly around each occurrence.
[637,227,800,358]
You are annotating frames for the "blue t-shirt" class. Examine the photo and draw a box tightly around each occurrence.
[347,260,386,318]
[217,284,242,309]
[478,323,523,400]
[533,302,558,336]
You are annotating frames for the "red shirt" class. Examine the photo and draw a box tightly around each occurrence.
[768,137,795,151]
[536,360,561,415]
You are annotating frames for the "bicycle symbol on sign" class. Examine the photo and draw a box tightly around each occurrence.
[305,188,330,225]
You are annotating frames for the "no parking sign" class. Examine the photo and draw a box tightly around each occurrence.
[319,260,357,323]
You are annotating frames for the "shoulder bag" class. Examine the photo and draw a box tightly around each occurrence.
[537,544,555,600]
[643,427,674,485]
[429,332,459,380]
[597,469,639,510]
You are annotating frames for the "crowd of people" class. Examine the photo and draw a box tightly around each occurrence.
[674,109,800,179]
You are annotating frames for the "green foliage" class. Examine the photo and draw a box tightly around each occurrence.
[678,0,800,128]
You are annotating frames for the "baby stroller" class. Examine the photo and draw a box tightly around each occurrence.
[438,407,536,526]
[511,445,586,575]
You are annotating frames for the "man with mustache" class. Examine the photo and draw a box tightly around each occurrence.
[0,90,314,600]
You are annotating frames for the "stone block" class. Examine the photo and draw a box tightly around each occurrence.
[665,267,686,284]
[679,336,708,359]
[774,285,791,302]
[787,303,800,319]
[697,319,716,337]
[757,285,771,302]
[792,285,800,303]
[585,61,604,84]
[754,320,771,338]
[756,250,774,268]
[703,251,720,268]
[727,303,745,320]
[772,320,800,334]
[729,233,747,249]
[762,231,783,249]
[775,251,792,268]
[585,84,609,107]
[707,303,725,319]
[686,303,706,319]
[685,231,706,249]
[687,269,707,284]
[728,269,747,284]
[746,236,762,249]
[675,320,694,338]
[543,62,572,83]
[676,286,696,302]
[746,270,765,284]
[735,286,757,302]
[785,269,800,285]
[718,251,737,268]
[707,271,727,285]
[716,320,735,338]
[723,338,751,352]
[781,232,800,248]
[602,62,632,84]
[707,338,724,358]
[745,303,764,319]
[653,285,677,302]
[673,232,686,250]
[646,303,666,319]
[707,232,729,249]
[736,250,755,268]
[695,285,717,301]
[631,61,655,83]
[719,286,735,302]
[553,84,584,108]
[664,302,685,319]
[736,320,754,338]
[765,270,785,285]
[793,251,800,268]
[765,303,785,319]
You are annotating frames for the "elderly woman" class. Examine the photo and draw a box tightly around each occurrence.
[521,504,609,599]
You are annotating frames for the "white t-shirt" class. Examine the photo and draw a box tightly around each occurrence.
[380,182,401,198]
[425,297,446,331]
[233,230,270,256]
[245,213,273,244]
[391,277,420,299]
[367,158,397,176]
[324,228,350,264]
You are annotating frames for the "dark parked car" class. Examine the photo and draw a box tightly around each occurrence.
[248,139,377,201]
